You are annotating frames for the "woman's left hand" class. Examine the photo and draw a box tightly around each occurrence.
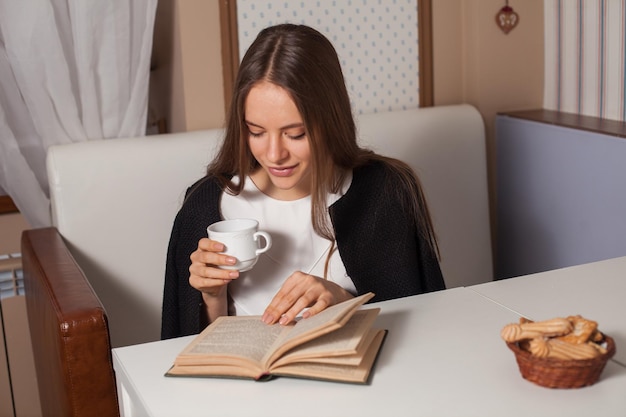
[262,271,354,325]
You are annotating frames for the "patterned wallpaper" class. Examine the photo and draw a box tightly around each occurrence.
[236,0,420,114]
[544,0,626,122]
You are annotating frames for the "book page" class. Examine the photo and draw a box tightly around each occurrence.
[174,316,292,368]
[270,329,387,384]
[271,308,380,367]
[166,363,261,379]
[268,292,375,362]
[289,328,379,366]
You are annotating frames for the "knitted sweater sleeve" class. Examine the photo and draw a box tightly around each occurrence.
[161,178,223,339]
[330,161,445,303]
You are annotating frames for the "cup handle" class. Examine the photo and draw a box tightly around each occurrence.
[253,231,272,254]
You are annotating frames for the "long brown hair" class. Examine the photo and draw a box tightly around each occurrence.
[207,24,439,259]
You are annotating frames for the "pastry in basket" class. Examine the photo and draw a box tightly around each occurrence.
[528,337,600,360]
[500,317,572,343]
[501,315,605,359]
[556,315,598,345]
[500,315,616,388]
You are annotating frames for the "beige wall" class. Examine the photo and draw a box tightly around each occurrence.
[150,0,225,132]
[433,0,544,110]
[0,214,38,416]
[0,213,30,255]
[0,296,42,417]
[433,0,544,235]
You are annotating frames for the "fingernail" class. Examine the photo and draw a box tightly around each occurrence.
[279,315,289,325]
[262,313,273,324]
[228,271,238,278]
[226,257,237,265]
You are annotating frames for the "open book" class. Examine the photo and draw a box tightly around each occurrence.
[166,292,386,384]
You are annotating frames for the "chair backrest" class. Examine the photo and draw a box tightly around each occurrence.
[46,104,492,348]
[22,227,119,417]
[356,104,492,290]
[47,130,223,347]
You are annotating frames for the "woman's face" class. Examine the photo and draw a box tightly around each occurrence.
[245,81,312,200]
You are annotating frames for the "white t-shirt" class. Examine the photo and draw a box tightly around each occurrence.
[221,174,355,316]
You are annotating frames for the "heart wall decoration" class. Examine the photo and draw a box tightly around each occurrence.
[496,1,519,35]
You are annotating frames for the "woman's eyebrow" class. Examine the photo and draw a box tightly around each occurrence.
[245,120,304,130]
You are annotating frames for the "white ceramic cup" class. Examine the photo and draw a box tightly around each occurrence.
[207,219,272,272]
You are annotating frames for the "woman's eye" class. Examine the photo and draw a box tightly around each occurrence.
[249,131,264,138]
[287,132,306,140]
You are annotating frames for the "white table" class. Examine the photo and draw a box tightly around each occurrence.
[471,255,626,366]
[113,281,626,417]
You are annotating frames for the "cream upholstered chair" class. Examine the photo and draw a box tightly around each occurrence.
[28,104,490,349]
[356,105,491,290]
[44,129,223,347]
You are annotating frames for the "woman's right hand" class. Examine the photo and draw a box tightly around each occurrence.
[188,238,240,297]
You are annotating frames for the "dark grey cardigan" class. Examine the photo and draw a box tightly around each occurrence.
[161,160,445,339]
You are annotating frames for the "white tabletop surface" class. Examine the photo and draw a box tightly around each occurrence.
[471,256,626,366]
[113,285,626,417]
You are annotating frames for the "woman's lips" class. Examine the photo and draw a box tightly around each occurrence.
[268,165,296,177]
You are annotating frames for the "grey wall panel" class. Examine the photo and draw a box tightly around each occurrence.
[496,115,626,279]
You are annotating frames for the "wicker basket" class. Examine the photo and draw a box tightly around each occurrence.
[506,336,616,388]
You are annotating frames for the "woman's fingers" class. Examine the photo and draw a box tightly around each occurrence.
[194,238,238,268]
[301,296,331,319]
[262,271,309,324]
[276,291,316,325]
[189,238,239,296]
[262,272,353,325]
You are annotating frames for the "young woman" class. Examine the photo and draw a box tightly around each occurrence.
[161,24,445,340]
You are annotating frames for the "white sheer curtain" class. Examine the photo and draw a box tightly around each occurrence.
[0,0,157,227]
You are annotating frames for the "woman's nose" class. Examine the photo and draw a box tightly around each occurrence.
[266,134,288,162]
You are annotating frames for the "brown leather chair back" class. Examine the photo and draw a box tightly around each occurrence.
[22,227,119,417]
